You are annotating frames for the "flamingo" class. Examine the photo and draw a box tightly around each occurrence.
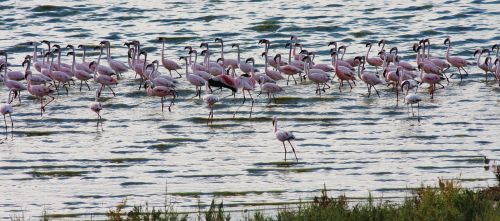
[187,48,207,72]
[89,61,118,97]
[308,51,334,72]
[0,102,13,139]
[365,43,384,72]
[92,45,116,76]
[389,47,415,71]
[444,37,470,82]
[303,56,330,95]
[422,39,450,71]
[99,41,128,78]
[90,89,103,131]
[67,52,92,91]
[274,54,301,85]
[67,45,93,73]
[22,56,50,86]
[244,57,273,84]
[29,42,49,73]
[144,78,176,112]
[355,56,385,98]
[261,52,283,81]
[179,56,206,98]
[331,51,356,91]
[378,39,396,62]
[158,37,182,78]
[214,38,238,69]
[52,45,72,73]
[418,63,444,99]
[0,64,26,104]
[258,39,286,69]
[47,50,74,95]
[494,58,500,86]
[0,51,24,81]
[260,77,283,104]
[25,71,55,116]
[404,93,422,122]
[203,81,219,125]
[232,43,254,75]
[474,49,492,82]
[272,116,298,162]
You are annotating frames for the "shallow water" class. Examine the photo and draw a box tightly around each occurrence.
[1,0,500,219]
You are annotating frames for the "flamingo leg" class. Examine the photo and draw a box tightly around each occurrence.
[417,102,420,122]
[161,97,164,112]
[291,75,297,85]
[374,86,380,98]
[168,94,175,112]
[282,141,287,161]
[85,81,91,91]
[43,95,55,111]
[108,86,116,96]
[79,80,83,91]
[174,69,182,78]
[288,140,298,162]
[3,115,6,138]
[8,113,13,138]
[286,75,290,85]
[367,85,371,97]
[63,83,69,95]
[17,91,21,104]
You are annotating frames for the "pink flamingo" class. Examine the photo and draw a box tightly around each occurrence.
[331,51,356,91]
[186,48,207,72]
[272,116,298,162]
[22,56,50,85]
[67,52,92,91]
[259,39,286,69]
[422,39,450,71]
[0,64,26,104]
[29,42,49,73]
[494,58,500,86]
[260,78,283,104]
[179,56,206,98]
[214,38,238,69]
[92,45,116,76]
[303,56,330,95]
[414,45,448,83]
[25,71,55,116]
[365,43,384,72]
[232,43,254,74]
[274,54,301,85]
[389,47,415,71]
[444,37,470,82]
[90,89,103,131]
[0,102,13,138]
[76,45,93,73]
[0,51,24,81]
[261,52,283,81]
[474,49,492,81]
[144,78,176,112]
[355,56,385,97]
[418,63,444,99]
[378,39,396,62]
[52,45,72,73]
[307,51,334,72]
[47,50,73,95]
[99,41,128,77]
[158,37,182,78]
[244,57,274,84]
[203,81,219,125]
[89,61,118,97]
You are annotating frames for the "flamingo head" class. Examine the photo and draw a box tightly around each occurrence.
[390,47,398,54]
[214,38,222,43]
[290,35,298,41]
[41,40,50,46]
[200,49,208,56]
[417,63,425,71]
[216,57,223,63]
[184,46,192,51]
[273,54,281,62]
[365,42,371,47]
[271,116,277,126]
[158,37,166,42]
[245,57,254,64]
[44,51,52,58]
[77,44,85,49]
[53,44,61,49]
[24,55,32,60]
[481,49,490,56]
[354,56,362,63]
[444,37,450,45]
[261,52,267,57]
[66,52,74,56]
[231,43,239,48]
[99,40,109,46]
[178,56,187,61]
[492,44,499,50]
[258,39,268,44]
[377,50,385,56]
[139,50,147,56]
[330,51,337,57]
[285,42,291,48]
[473,49,481,57]
[200,42,208,48]
[66,44,74,49]
[338,45,346,51]
[328,41,337,47]
[418,39,425,45]
[299,49,308,54]
[378,39,385,47]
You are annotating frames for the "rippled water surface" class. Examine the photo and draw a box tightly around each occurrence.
[1,0,500,219]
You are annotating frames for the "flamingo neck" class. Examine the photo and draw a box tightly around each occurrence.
[426,42,431,60]
[446,43,451,60]
[57,51,61,66]
[97,48,102,66]
[264,54,269,72]
[106,43,111,62]
[274,121,277,133]
[288,45,292,63]
[71,54,76,72]
[237,46,241,64]
[82,47,86,63]
[161,41,165,61]
[366,45,371,59]
[33,44,38,61]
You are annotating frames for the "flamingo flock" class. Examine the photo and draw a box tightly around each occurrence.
[1,36,498,161]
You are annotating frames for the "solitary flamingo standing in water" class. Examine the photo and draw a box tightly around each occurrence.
[272,116,298,162]
[90,89,103,131]
[203,81,219,125]
[0,102,13,139]
[444,37,470,82]
[158,37,182,78]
